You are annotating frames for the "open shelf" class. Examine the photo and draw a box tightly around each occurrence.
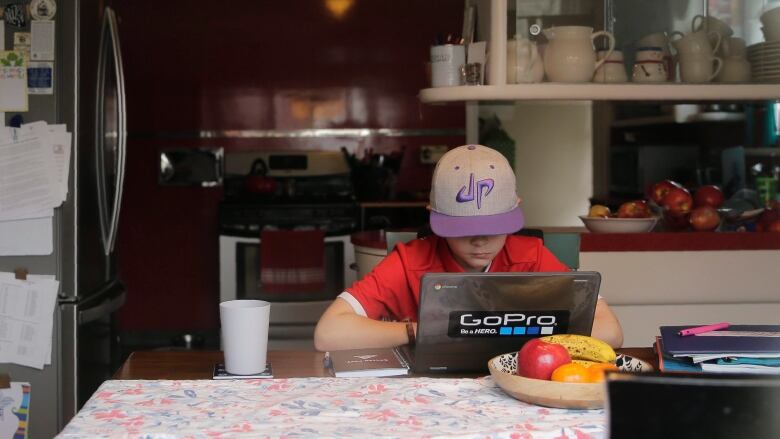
[419,83,780,104]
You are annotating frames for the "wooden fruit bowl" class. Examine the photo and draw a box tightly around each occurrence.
[488,352,605,409]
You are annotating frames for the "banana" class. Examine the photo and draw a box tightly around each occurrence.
[571,359,600,368]
[540,334,616,364]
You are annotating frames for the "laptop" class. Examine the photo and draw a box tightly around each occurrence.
[406,271,601,373]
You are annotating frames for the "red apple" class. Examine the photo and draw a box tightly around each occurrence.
[516,339,571,380]
[650,180,684,204]
[767,219,780,232]
[662,186,693,215]
[693,185,725,209]
[689,206,720,231]
[617,200,652,218]
[756,207,780,232]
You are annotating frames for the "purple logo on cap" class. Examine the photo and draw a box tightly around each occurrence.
[456,173,494,209]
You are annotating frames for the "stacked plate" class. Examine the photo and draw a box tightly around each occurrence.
[747,41,780,82]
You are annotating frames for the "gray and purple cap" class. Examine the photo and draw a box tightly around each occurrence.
[429,144,525,237]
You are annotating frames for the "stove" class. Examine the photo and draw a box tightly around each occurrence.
[218,151,359,350]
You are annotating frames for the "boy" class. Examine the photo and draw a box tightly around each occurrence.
[314,145,623,351]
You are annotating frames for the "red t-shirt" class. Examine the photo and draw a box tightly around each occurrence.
[343,235,570,321]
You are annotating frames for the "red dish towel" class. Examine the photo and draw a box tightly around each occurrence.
[260,229,326,293]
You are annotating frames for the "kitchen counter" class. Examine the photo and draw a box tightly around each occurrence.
[580,231,780,348]
[351,228,586,273]
[581,231,780,252]
[352,227,588,250]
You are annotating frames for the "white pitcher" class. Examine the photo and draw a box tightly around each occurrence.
[506,36,544,83]
[542,26,615,82]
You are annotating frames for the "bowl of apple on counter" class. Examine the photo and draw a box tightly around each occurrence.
[579,200,658,233]
[649,180,723,232]
[488,335,652,409]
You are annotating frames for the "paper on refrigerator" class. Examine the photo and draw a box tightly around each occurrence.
[0,275,58,369]
[0,131,58,218]
[0,51,28,112]
[0,382,31,438]
[0,121,72,255]
[0,215,53,256]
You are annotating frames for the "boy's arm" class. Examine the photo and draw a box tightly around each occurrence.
[591,298,623,348]
[313,298,413,351]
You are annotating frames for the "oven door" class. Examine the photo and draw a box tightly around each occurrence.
[219,233,356,343]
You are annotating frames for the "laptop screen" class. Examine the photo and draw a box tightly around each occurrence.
[412,271,601,372]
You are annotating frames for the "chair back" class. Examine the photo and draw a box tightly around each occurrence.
[385,230,419,253]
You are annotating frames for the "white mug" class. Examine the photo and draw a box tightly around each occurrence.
[763,25,780,42]
[716,57,751,83]
[671,30,722,58]
[220,300,271,375]
[593,49,627,83]
[506,37,544,83]
[760,5,780,41]
[430,44,466,87]
[679,56,723,83]
[632,62,667,82]
[637,33,675,81]
[632,47,667,82]
[691,15,733,42]
[720,37,747,58]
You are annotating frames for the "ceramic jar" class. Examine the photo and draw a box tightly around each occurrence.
[542,26,615,82]
[632,47,667,82]
[593,49,627,83]
[506,37,544,83]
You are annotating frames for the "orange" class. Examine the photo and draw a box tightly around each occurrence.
[550,363,592,383]
[586,363,618,383]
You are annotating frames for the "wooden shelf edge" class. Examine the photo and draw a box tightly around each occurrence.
[419,83,780,103]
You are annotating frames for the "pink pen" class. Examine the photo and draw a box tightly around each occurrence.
[678,322,730,337]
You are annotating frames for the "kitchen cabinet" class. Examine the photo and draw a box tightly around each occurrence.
[579,231,780,347]
[421,0,780,103]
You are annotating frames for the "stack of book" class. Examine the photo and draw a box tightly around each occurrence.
[655,324,780,374]
[325,347,410,377]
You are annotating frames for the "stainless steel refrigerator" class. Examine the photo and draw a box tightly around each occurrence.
[0,2,127,438]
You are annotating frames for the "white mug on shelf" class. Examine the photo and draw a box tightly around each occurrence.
[542,26,615,82]
[679,55,723,83]
[671,30,722,58]
[430,44,466,87]
[632,48,667,83]
[593,49,627,83]
[506,36,544,83]
[716,57,751,83]
[691,14,733,44]
[760,5,780,42]
[720,37,747,58]
[637,32,675,81]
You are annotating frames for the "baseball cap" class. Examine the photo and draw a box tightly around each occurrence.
[429,144,524,237]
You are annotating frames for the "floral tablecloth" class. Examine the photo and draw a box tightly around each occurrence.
[57,377,606,439]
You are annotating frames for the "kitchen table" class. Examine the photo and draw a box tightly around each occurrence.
[58,349,655,439]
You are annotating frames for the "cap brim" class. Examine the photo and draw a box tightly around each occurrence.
[429,206,525,238]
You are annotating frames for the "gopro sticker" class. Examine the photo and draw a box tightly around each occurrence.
[447,310,570,338]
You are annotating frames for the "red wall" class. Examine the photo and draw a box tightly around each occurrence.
[115,0,465,331]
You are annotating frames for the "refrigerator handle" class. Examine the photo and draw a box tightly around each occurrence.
[95,7,111,255]
[106,6,127,255]
[78,281,127,325]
